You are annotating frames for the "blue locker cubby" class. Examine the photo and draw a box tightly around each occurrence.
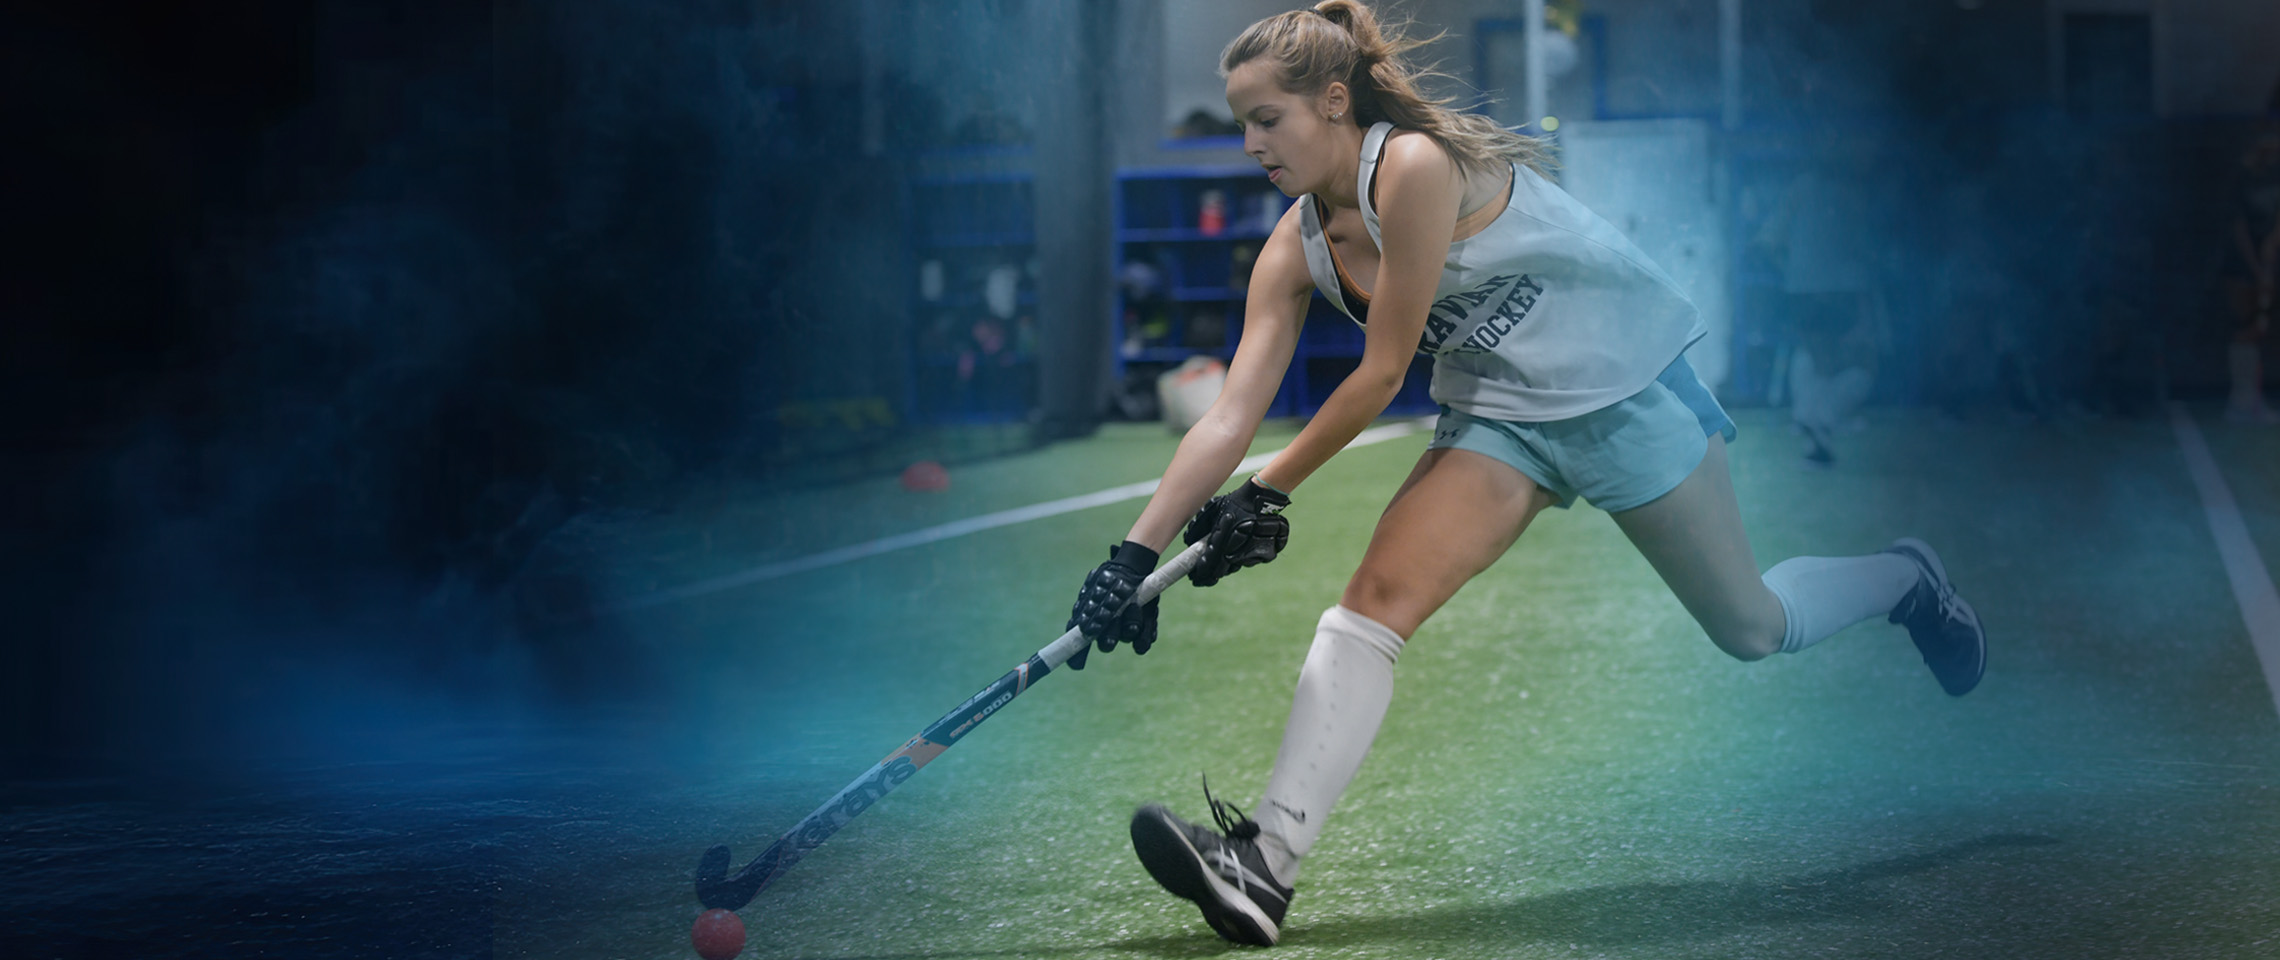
[1112,165,1437,418]
[903,162,1442,424]
[903,171,1039,423]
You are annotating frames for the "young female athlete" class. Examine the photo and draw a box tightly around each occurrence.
[1061,2,1986,946]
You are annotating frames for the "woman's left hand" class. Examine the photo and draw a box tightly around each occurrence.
[1181,478,1291,587]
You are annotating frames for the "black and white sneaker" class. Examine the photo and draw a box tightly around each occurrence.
[1131,785,1293,946]
[1882,537,1986,696]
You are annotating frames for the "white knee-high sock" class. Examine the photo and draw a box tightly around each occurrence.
[1252,605,1404,887]
[1762,553,1921,654]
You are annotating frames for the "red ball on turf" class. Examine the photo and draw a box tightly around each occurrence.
[900,460,950,492]
[692,908,746,960]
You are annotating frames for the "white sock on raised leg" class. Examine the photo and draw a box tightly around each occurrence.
[1763,553,1922,654]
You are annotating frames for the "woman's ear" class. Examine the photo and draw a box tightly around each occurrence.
[1321,81,1350,121]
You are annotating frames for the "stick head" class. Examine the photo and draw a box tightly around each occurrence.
[696,840,785,911]
[695,844,750,911]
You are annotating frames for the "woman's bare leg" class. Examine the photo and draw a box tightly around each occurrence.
[1611,436,1918,661]
[1250,448,1556,883]
[1340,448,1559,638]
[1607,437,1790,659]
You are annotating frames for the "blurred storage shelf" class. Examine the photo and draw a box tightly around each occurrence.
[1112,165,1435,418]
[1115,227,1275,243]
[920,232,1038,248]
[901,161,1438,424]
[904,171,1040,423]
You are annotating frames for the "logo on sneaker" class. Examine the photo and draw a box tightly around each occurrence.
[1269,801,1307,824]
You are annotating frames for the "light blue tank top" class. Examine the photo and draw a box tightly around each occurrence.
[1298,122,1707,422]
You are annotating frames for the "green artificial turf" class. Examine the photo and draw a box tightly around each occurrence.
[497,408,2280,960]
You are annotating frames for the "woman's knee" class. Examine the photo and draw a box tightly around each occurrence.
[1702,604,1786,662]
[1339,568,1422,639]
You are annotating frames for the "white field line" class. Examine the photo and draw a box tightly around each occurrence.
[600,417,1435,614]
[2168,403,2280,719]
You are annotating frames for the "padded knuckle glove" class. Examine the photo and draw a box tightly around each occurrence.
[1182,477,1291,588]
[1063,540,1161,670]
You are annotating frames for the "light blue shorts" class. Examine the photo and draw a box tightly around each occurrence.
[1427,356,1738,513]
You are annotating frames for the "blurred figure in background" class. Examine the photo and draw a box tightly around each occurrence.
[2077,143,2160,419]
[1756,140,1887,464]
[1989,316,2046,421]
[1927,183,2016,420]
[2224,130,2280,423]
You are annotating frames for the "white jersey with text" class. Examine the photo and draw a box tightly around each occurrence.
[1297,122,1706,422]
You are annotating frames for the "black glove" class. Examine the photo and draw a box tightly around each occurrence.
[1064,540,1160,670]
[1182,477,1290,588]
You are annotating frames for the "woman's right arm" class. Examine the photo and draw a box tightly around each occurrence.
[1121,202,1314,553]
[1062,204,1312,665]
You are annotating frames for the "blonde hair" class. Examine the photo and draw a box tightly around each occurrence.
[1220,0,1555,180]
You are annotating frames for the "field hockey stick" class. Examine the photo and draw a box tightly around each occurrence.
[694,539,1212,912]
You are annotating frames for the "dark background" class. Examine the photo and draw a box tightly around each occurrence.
[4,0,2277,777]
[0,3,2275,957]
[4,0,894,777]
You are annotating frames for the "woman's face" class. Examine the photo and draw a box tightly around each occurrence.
[1225,59,1348,197]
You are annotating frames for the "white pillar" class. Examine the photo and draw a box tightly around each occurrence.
[1033,0,1118,437]
[1720,0,1742,131]
[1523,0,1547,129]
[858,0,886,156]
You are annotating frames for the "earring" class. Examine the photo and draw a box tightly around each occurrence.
[1332,112,1342,120]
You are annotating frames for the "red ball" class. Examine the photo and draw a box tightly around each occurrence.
[900,460,950,492]
[692,908,746,960]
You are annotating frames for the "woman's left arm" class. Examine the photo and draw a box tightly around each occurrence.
[1255,137,1464,493]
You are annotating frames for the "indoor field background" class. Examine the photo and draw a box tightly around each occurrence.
[7,1,2279,957]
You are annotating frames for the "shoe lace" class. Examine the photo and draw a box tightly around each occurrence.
[1912,560,1968,624]
[1931,578,1967,623]
[1200,774,1261,841]
[1890,549,1967,627]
